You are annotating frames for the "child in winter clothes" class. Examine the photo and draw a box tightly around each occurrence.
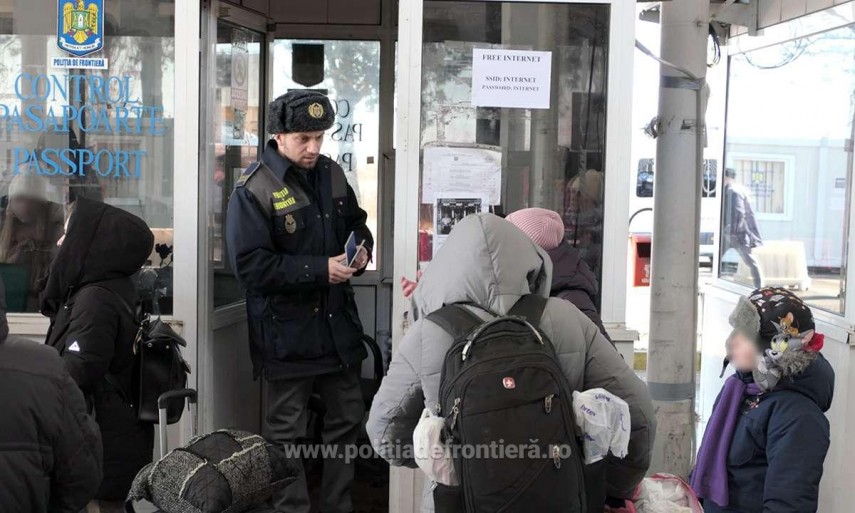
[691,288,834,513]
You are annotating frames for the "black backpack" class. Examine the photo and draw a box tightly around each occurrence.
[101,287,191,425]
[427,295,585,513]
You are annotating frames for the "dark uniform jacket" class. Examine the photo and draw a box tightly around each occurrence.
[227,140,373,379]
[0,280,102,513]
[40,198,155,501]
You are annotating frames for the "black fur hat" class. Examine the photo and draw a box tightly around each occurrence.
[266,90,334,134]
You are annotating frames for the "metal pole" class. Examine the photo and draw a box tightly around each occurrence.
[647,0,709,477]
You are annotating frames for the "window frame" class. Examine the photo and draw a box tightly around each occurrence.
[727,152,795,222]
[718,11,855,321]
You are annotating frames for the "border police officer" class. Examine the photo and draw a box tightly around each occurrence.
[226,90,373,513]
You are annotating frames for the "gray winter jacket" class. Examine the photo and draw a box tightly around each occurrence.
[366,214,655,511]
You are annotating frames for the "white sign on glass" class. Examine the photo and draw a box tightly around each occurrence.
[231,29,249,112]
[422,146,502,205]
[471,49,552,109]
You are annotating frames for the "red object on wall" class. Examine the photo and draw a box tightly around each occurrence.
[631,234,651,287]
[418,230,433,262]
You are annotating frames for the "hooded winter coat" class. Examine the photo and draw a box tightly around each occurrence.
[547,242,609,339]
[40,198,155,501]
[703,353,834,513]
[0,277,103,513]
[366,214,655,512]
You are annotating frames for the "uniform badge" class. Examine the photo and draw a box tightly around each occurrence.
[307,102,325,119]
[58,0,104,57]
[285,214,297,234]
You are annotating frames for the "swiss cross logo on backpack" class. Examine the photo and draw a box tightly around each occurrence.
[502,377,516,389]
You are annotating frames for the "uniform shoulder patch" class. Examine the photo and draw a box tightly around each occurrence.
[235,162,263,188]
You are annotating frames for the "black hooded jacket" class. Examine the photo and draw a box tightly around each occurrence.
[40,198,155,501]
[0,278,103,512]
[546,242,610,340]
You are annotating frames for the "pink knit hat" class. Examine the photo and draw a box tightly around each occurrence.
[506,208,565,250]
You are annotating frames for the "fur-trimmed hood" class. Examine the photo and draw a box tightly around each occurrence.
[775,352,834,412]
[411,213,552,320]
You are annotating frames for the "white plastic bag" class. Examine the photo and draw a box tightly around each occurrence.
[412,408,459,486]
[572,388,631,464]
[635,473,703,513]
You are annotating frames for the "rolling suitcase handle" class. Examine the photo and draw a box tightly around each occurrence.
[157,389,198,458]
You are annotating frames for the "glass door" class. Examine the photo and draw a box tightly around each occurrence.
[416,1,610,289]
[270,39,383,271]
[197,2,267,433]
[210,21,265,308]
[391,2,635,509]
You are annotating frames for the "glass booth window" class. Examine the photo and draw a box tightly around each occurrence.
[721,23,855,314]
[635,158,718,199]
[0,0,175,314]
[418,2,609,290]
[271,39,381,271]
[211,22,263,308]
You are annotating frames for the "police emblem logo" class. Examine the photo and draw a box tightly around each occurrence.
[285,214,297,234]
[58,0,104,57]
[307,102,325,119]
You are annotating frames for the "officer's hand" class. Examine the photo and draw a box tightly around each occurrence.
[351,246,369,270]
[329,254,356,284]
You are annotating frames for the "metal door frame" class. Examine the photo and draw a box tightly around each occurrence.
[173,0,202,446]
[197,0,271,432]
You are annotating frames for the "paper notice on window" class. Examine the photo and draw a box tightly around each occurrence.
[422,146,502,205]
[471,49,552,109]
[433,193,488,257]
[231,29,249,111]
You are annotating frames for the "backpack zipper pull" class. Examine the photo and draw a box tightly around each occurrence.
[462,341,473,361]
[450,398,461,430]
[544,394,554,414]
[552,445,561,469]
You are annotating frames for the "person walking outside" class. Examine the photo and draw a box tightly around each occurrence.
[226,90,373,513]
[723,167,763,288]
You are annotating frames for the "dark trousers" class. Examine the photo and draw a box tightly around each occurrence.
[725,235,762,289]
[734,244,762,289]
[583,460,606,513]
[263,367,364,513]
